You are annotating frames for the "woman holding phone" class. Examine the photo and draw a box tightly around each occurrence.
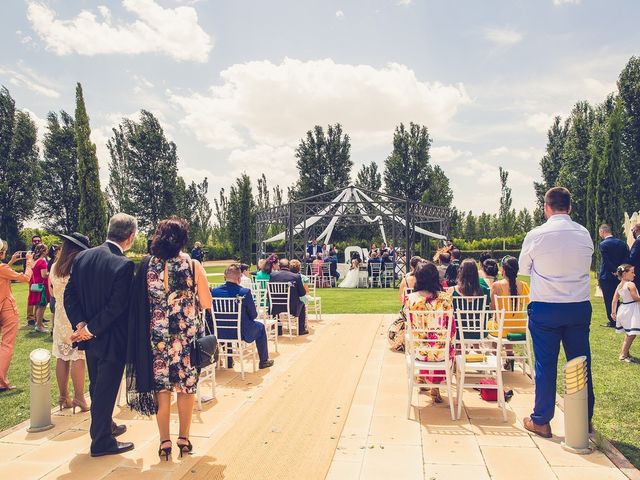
[0,239,34,391]
[28,243,50,333]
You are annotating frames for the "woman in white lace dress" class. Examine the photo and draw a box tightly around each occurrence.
[339,254,362,288]
[49,233,91,412]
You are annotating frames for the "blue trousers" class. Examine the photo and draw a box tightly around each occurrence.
[528,301,594,425]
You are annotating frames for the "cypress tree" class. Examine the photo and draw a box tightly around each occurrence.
[75,83,107,245]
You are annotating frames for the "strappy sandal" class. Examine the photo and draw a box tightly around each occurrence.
[177,436,192,458]
[158,439,172,461]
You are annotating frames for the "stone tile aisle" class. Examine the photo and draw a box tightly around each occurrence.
[327,316,629,480]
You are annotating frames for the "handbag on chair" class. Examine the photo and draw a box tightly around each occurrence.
[188,260,219,369]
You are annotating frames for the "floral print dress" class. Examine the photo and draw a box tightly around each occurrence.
[148,255,201,394]
[406,290,455,384]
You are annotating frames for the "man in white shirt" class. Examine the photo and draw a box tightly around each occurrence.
[518,187,594,438]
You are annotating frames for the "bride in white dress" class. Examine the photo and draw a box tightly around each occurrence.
[339,257,361,288]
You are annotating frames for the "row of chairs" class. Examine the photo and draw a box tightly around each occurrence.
[197,281,321,409]
[405,294,533,421]
[306,262,397,288]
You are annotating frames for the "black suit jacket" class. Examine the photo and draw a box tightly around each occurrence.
[269,269,306,317]
[64,242,135,363]
[630,237,640,289]
[599,236,629,281]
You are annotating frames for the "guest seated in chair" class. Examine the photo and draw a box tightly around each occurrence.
[269,258,308,335]
[326,250,340,281]
[368,251,383,284]
[211,264,274,369]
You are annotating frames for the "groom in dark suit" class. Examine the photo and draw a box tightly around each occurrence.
[65,213,138,457]
[598,224,629,328]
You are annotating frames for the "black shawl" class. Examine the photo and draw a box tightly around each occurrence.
[125,255,157,415]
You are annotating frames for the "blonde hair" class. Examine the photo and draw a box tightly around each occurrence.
[290,259,301,273]
[0,239,7,254]
[617,264,634,280]
[258,258,266,270]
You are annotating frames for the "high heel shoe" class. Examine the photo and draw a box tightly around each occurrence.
[72,398,90,413]
[429,388,443,404]
[58,395,73,411]
[158,440,172,461]
[177,436,192,458]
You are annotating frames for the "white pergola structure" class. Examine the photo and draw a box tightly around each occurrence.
[256,186,450,271]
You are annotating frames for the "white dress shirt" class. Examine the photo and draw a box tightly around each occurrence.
[519,214,593,303]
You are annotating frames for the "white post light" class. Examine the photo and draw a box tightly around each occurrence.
[561,356,592,454]
[27,348,54,433]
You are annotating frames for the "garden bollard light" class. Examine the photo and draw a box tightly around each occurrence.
[27,348,54,433]
[561,355,592,454]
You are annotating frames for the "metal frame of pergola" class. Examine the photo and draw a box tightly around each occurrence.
[255,186,450,274]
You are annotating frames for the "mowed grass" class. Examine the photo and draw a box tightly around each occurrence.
[1,273,639,468]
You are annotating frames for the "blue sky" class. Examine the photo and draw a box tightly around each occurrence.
[1,0,638,214]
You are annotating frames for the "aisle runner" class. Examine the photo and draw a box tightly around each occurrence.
[184,315,384,480]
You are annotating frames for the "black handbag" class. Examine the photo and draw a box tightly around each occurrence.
[189,260,219,369]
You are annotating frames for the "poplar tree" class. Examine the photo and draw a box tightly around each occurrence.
[355,161,382,192]
[75,83,107,245]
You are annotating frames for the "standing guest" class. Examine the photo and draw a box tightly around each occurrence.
[519,187,594,438]
[47,245,59,316]
[212,264,273,369]
[479,258,499,290]
[598,224,629,328]
[399,256,423,302]
[28,243,50,333]
[445,249,461,286]
[611,264,640,362]
[369,243,378,258]
[0,241,33,391]
[190,241,204,263]
[405,261,454,404]
[626,224,640,298]
[270,258,308,335]
[126,217,212,460]
[65,213,138,457]
[49,233,91,412]
[25,235,41,326]
[311,253,324,277]
[307,239,322,257]
[239,263,253,289]
[326,250,340,281]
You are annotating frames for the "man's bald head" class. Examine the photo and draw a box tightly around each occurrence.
[279,258,290,270]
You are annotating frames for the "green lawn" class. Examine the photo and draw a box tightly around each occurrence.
[1,277,639,468]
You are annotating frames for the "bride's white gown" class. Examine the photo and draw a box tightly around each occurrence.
[339,261,361,288]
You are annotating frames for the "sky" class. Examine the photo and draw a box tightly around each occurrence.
[1,0,639,215]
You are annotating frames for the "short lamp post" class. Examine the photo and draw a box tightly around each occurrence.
[27,348,54,433]
[561,355,592,454]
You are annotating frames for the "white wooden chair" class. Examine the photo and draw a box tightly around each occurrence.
[267,282,299,337]
[368,263,382,288]
[491,295,534,383]
[358,263,369,288]
[211,297,257,380]
[196,310,217,410]
[455,309,507,421]
[405,308,456,420]
[251,283,278,353]
[381,262,395,288]
[320,263,336,288]
[304,275,322,321]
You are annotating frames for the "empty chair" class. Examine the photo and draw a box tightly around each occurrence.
[251,283,278,352]
[304,275,322,321]
[320,262,336,288]
[490,295,533,382]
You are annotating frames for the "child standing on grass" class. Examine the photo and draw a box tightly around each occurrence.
[611,264,640,362]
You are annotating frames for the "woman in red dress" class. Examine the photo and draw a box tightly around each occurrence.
[28,244,50,333]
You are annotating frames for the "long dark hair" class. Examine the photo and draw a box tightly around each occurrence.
[457,259,482,296]
[54,240,84,278]
[150,217,189,260]
[414,261,442,294]
[502,256,520,296]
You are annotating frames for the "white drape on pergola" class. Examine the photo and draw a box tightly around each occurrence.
[263,186,446,245]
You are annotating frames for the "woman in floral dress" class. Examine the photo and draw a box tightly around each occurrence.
[137,218,212,460]
[406,261,455,404]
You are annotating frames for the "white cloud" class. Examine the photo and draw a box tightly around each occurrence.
[525,112,560,133]
[26,0,213,62]
[483,27,524,46]
[397,0,413,5]
[336,10,345,19]
[488,146,509,156]
[21,108,47,151]
[553,0,581,5]
[0,63,60,98]
[170,58,470,150]
[431,145,472,164]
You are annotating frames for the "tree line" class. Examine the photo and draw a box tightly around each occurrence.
[534,56,640,241]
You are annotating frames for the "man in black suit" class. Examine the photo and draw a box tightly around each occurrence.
[269,258,308,335]
[629,223,640,293]
[64,213,137,457]
[598,224,630,328]
[368,251,383,286]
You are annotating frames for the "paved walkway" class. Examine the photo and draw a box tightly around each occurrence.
[0,314,633,479]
